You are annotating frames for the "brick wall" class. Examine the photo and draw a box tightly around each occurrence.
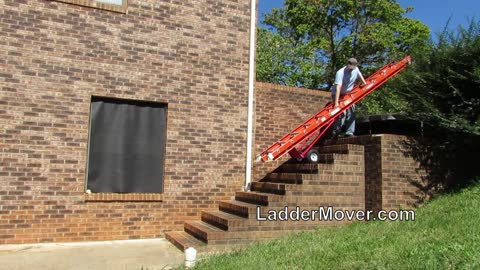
[380,135,428,210]
[0,0,252,244]
[0,0,434,245]
[330,135,383,212]
[327,135,428,212]
[252,82,331,181]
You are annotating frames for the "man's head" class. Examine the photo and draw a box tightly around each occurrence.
[346,58,358,70]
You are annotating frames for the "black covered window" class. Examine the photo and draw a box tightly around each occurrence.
[86,96,167,193]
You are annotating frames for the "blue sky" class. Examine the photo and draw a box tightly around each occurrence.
[257,0,479,35]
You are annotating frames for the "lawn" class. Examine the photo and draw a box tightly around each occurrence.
[186,183,480,270]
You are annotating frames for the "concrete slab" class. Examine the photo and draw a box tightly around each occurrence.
[0,238,184,270]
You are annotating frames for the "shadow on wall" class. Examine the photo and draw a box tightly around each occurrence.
[400,127,480,199]
[357,114,480,202]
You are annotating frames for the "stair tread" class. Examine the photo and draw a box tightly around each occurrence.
[237,191,284,198]
[220,200,262,208]
[165,231,206,250]
[235,191,288,206]
[266,172,304,176]
[186,220,226,232]
[204,210,247,221]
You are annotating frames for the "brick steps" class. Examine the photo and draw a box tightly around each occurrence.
[166,143,366,253]
[185,220,318,243]
[199,217,323,233]
[201,209,356,231]
[234,190,363,207]
[218,200,363,219]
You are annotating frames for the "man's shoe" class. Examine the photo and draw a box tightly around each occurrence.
[345,133,354,137]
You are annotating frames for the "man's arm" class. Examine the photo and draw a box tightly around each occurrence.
[358,69,367,85]
[335,84,341,107]
[334,69,343,107]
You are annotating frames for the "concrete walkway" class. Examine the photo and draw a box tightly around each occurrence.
[0,238,185,270]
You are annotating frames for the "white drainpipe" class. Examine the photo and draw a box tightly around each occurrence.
[245,0,256,191]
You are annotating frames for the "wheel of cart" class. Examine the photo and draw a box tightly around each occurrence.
[306,149,320,163]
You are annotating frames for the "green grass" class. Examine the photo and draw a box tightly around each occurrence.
[186,183,480,270]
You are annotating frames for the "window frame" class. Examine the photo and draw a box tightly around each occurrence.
[52,0,128,13]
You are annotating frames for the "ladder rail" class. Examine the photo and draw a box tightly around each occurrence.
[256,55,412,162]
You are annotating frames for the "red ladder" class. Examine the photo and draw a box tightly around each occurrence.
[256,55,412,162]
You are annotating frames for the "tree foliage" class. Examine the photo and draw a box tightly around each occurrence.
[256,1,479,136]
[256,0,430,89]
[395,19,480,135]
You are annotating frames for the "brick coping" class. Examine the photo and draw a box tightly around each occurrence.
[84,193,163,202]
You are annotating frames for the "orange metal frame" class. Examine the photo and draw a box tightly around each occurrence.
[256,55,412,162]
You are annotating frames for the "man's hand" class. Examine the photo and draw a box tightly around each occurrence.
[334,101,339,107]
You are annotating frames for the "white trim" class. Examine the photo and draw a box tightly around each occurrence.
[245,0,256,191]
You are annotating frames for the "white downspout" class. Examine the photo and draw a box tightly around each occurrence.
[245,0,256,191]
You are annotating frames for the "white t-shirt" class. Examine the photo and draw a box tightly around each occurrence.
[330,66,363,95]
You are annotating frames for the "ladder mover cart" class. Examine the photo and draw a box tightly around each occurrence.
[256,55,413,163]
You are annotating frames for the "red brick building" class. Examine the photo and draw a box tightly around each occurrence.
[0,0,427,246]
[1,0,257,244]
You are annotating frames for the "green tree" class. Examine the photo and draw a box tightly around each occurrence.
[256,0,430,91]
[256,14,327,87]
[396,19,480,135]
